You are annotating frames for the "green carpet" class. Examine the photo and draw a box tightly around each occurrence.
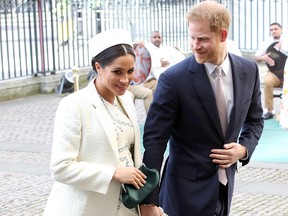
[251,119,288,163]
[140,119,288,163]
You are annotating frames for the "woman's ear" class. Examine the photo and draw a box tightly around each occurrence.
[95,62,101,73]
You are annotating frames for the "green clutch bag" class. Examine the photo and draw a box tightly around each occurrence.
[122,163,160,209]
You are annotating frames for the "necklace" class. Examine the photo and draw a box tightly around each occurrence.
[100,96,133,140]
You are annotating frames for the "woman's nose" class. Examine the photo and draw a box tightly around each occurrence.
[120,74,130,83]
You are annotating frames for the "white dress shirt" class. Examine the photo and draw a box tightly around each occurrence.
[204,55,234,123]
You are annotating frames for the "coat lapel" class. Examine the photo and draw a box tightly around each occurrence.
[87,80,120,161]
[86,79,142,167]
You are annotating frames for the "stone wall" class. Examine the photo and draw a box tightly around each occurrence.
[0,67,90,102]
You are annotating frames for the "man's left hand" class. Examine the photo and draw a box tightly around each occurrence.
[210,143,247,168]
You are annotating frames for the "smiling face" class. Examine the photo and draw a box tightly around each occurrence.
[186,1,230,65]
[188,20,227,65]
[150,31,162,48]
[95,54,135,103]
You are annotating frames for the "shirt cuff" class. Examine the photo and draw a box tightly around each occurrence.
[239,145,249,162]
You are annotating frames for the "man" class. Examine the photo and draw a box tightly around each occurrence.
[140,1,264,216]
[127,84,153,114]
[255,22,284,120]
[143,30,170,92]
[128,31,173,114]
[128,41,154,114]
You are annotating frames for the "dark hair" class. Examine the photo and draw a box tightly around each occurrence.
[270,22,282,29]
[91,44,135,72]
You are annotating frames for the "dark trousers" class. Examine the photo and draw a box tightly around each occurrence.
[215,183,228,216]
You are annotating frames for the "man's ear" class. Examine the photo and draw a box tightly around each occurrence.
[220,29,228,42]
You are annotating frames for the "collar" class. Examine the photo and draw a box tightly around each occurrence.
[204,54,230,76]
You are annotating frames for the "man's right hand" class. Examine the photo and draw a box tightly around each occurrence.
[160,57,170,67]
[265,53,275,66]
[140,205,164,216]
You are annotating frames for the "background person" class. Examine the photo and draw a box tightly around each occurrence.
[255,22,284,120]
[144,30,185,84]
[280,66,288,129]
[140,1,264,216]
[43,29,147,216]
[128,31,184,114]
[128,84,153,114]
[128,41,154,114]
[227,39,242,57]
[142,30,164,92]
[280,62,288,129]
[275,36,288,129]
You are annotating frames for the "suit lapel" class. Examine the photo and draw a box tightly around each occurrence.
[189,57,223,137]
[226,54,246,137]
[188,55,247,139]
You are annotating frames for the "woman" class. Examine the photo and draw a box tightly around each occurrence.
[43,29,147,216]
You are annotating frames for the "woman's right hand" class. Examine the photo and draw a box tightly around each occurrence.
[113,166,147,189]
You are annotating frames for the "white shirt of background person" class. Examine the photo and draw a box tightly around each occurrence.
[227,39,242,57]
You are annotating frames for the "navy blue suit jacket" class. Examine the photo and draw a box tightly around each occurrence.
[142,54,264,216]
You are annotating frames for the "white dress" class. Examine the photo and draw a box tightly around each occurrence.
[279,39,288,129]
[101,97,139,216]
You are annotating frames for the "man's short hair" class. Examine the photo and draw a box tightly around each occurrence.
[270,22,282,29]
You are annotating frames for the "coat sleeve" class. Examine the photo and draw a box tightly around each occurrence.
[237,60,264,166]
[50,95,116,194]
[141,71,179,205]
